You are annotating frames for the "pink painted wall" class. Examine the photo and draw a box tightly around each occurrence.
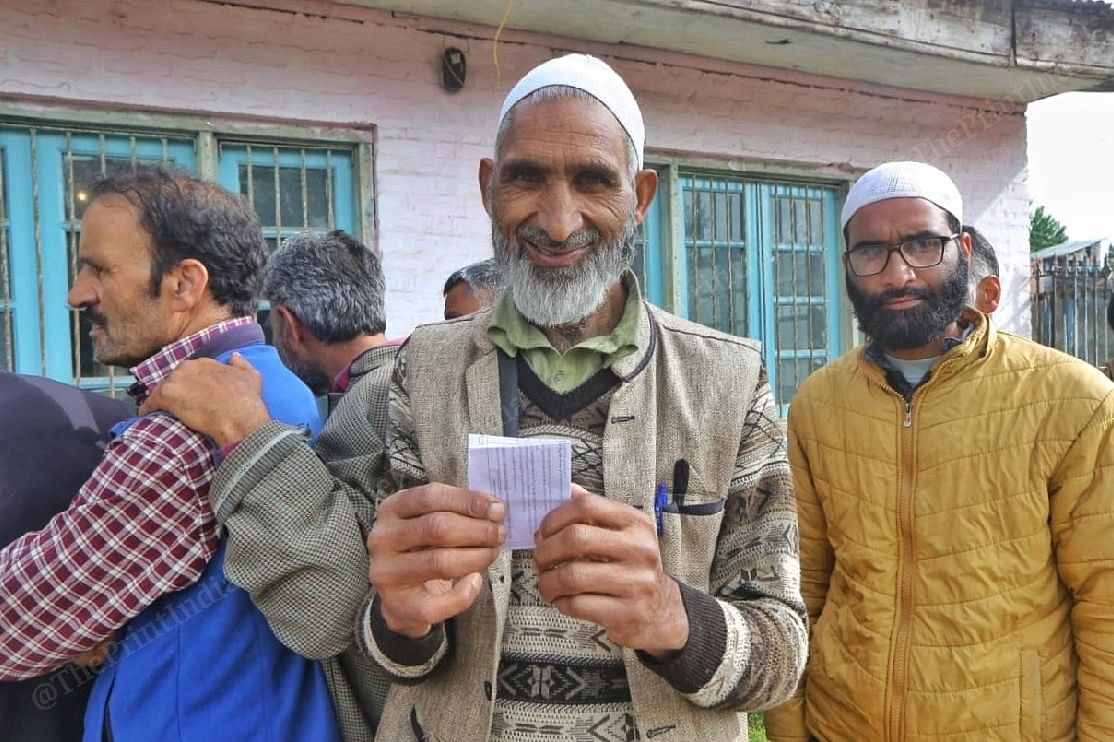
[0,0,1032,337]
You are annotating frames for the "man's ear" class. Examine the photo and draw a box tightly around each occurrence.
[632,168,659,224]
[479,158,495,216]
[272,305,306,345]
[166,259,210,313]
[958,230,973,260]
[977,276,1001,314]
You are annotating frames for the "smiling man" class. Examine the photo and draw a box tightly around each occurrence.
[764,161,1114,741]
[145,54,807,741]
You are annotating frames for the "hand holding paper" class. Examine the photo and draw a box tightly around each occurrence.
[467,434,572,550]
[367,482,506,638]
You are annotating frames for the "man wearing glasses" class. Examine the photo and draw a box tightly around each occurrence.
[765,161,1114,740]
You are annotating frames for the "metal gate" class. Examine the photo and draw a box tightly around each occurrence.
[1031,257,1112,369]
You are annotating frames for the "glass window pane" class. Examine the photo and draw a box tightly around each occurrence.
[304,168,329,228]
[681,174,747,336]
[682,186,694,237]
[776,303,828,350]
[240,163,276,225]
[67,158,108,220]
[775,249,825,298]
[729,192,744,242]
[695,189,713,240]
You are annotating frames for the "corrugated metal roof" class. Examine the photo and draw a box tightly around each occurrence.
[1031,238,1112,262]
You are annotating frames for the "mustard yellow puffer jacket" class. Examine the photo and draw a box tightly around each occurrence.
[765,315,1114,741]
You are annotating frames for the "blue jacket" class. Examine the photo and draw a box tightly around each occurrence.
[84,341,338,742]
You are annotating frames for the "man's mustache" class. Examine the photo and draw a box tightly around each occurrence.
[517,224,601,252]
[83,308,107,327]
[865,287,933,309]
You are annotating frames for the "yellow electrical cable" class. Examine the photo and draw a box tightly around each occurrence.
[492,0,516,79]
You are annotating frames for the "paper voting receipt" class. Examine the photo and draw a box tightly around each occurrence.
[467,434,572,550]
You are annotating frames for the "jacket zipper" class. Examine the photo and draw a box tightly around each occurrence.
[857,345,968,740]
[888,391,918,741]
[884,354,960,740]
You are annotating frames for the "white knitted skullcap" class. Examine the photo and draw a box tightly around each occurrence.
[498,53,645,168]
[841,161,962,229]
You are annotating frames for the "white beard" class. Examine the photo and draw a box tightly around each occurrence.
[492,218,637,328]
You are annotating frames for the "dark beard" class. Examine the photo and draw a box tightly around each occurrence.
[278,347,333,396]
[846,258,969,351]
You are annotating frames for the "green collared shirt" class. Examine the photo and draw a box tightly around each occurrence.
[487,272,642,394]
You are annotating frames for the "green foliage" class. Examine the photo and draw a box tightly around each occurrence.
[1030,205,1069,252]
[749,712,767,742]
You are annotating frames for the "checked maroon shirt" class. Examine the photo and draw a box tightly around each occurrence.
[0,316,253,679]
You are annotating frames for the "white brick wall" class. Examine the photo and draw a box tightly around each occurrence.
[0,0,1032,337]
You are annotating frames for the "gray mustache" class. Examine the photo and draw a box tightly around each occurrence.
[517,224,601,251]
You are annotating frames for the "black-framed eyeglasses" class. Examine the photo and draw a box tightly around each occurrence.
[845,233,960,277]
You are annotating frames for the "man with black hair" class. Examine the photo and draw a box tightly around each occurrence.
[767,161,1114,740]
[0,165,338,740]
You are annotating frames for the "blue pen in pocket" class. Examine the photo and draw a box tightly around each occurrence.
[654,482,668,536]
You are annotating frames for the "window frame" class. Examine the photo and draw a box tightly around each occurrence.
[0,102,375,394]
[639,155,857,407]
[0,102,376,247]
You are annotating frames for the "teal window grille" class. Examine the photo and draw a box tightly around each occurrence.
[0,122,359,397]
[217,142,355,253]
[633,167,844,408]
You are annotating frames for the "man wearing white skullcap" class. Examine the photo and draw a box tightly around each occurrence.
[765,162,1114,740]
[354,51,806,742]
[144,53,808,742]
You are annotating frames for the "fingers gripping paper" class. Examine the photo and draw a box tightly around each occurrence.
[467,434,572,550]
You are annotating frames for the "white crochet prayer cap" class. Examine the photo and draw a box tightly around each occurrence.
[498,53,645,168]
[841,161,963,229]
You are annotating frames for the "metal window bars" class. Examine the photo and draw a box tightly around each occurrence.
[1031,253,1113,368]
[220,141,344,251]
[675,171,837,407]
[1,121,356,398]
[770,183,830,406]
[681,173,748,338]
